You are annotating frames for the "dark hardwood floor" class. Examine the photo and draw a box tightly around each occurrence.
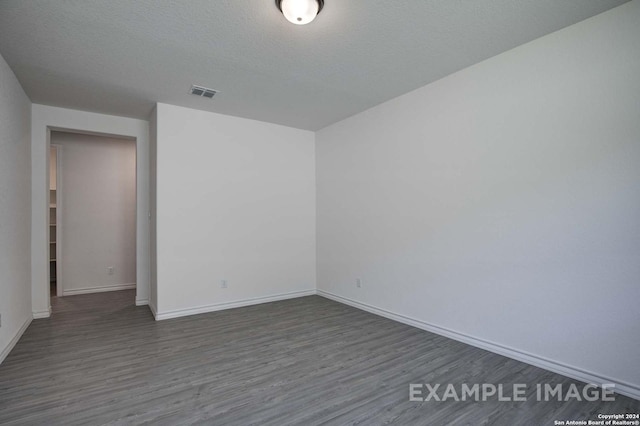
[0,290,637,425]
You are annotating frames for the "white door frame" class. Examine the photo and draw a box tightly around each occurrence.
[50,144,63,297]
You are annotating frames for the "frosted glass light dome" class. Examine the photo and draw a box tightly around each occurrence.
[279,0,322,25]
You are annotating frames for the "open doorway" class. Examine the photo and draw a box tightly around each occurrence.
[48,131,136,302]
[32,105,150,319]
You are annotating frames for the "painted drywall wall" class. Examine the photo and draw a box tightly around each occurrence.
[31,105,150,314]
[0,52,32,363]
[49,147,56,190]
[155,103,316,317]
[148,106,158,313]
[51,132,136,295]
[316,1,640,397]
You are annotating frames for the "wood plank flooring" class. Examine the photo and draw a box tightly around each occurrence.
[0,290,638,425]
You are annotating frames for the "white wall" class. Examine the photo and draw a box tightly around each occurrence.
[31,105,150,314]
[155,103,316,318]
[0,52,32,363]
[316,1,640,398]
[148,106,158,313]
[49,147,56,190]
[51,132,136,295]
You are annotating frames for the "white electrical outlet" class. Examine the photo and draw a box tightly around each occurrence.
[221,279,228,289]
[356,278,362,288]
[107,266,114,275]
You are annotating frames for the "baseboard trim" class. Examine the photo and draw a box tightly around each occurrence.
[63,283,136,296]
[32,307,52,319]
[0,316,32,365]
[316,289,640,401]
[135,298,149,306]
[148,300,158,319]
[154,289,317,321]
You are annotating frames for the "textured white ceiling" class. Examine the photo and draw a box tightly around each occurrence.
[0,0,629,130]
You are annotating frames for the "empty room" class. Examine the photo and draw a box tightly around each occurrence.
[0,1,638,425]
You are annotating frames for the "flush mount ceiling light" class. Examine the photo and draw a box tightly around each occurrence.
[276,0,324,25]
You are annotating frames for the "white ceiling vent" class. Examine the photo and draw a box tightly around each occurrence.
[190,85,217,99]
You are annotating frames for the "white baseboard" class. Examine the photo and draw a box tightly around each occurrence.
[154,289,316,321]
[316,289,640,401]
[62,283,136,296]
[32,306,52,319]
[135,298,149,306]
[148,300,158,319]
[0,316,32,365]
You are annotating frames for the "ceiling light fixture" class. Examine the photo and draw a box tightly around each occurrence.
[276,0,324,25]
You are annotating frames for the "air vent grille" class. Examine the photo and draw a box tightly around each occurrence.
[190,85,217,99]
